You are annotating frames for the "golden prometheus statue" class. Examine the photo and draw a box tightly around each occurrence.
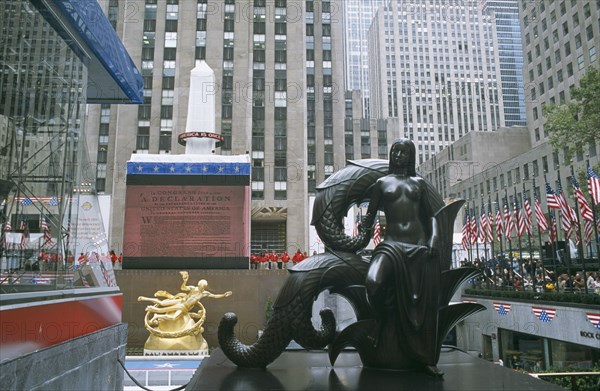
[138,271,232,355]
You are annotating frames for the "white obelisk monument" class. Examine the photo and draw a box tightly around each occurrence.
[178,60,223,154]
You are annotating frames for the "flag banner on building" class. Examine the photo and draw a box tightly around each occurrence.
[571,176,594,222]
[585,312,600,329]
[40,214,53,247]
[532,306,557,323]
[462,299,478,303]
[545,182,560,209]
[493,302,512,316]
[373,218,382,246]
[353,210,361,237]
[534,194,548,232]
[587,166,600,205]
[20,222,29,250]
[20,197,33,206]
[495,203,503,241]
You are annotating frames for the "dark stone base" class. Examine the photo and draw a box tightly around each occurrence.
[186,348,563,391]
[0,323,127,391]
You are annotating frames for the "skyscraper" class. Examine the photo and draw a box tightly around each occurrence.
[368,0,506,164]
[482,0,527,127]
[342,0,387,117]
[88,0,345,254]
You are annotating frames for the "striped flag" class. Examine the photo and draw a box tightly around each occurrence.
[493,302,512,316]
[3,221,11,232]
[495,203,503,241]
[470,211,478,244]
[20,222,29,250]
[587,166,600,205]
[583,219,594,245]
[462,210,470,250]
[571,176,594,222]
[486,208,494,243]
[523,196,533,235]
[532,306,557,323]
[545,182,560,209]
[586,312,600,329]
[40,214,53,247]
[373,218,382,246]
[534,193,548,232]
[548,214,558,244]
[352,211,361,237]
[556,182,573,234]
[515,201,525,238]
[504,202,514,238]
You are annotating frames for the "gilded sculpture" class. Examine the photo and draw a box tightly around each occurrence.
[139,271,232,355]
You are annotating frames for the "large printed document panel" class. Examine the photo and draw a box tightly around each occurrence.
[123,158,250,269]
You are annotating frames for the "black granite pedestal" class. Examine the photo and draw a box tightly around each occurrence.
[186,348,563,391]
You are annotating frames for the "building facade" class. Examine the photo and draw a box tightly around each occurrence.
[368,0,506,165]
[88,0,346,255]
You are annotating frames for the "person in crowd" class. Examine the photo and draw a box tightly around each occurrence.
[280,250,290,269]
[109,250,118,268]
[292,249,303,264]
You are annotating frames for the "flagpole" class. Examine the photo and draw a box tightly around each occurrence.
[504,188,514,288]
[473,202,480,262]
[514,187,524,287]
[532,178,546,285]
[496,193,504,269]
[544,174,559,277]
[556,174,573,279]
[570,165,588,294]
[488,194,495,260]
[586,160,600,268]
[481,197,488,261]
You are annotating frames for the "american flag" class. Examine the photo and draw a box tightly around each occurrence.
[586,312,600,329]
[493,302,512,316]
[571,176,594,222]
[504,202,514,238]
[21,197,33,206]
[556,181,573,234]
[40,215,53,247]
[470,211,478,244]
[523,196,533,235]
[352,211,361,237]
[495,202,503,241]
[515,201,525,238]
[20,222,29,250]
[480,207,491,243]
[534,192,548,232]
[587,166,600,205]
[373,218,382,246]
[3,221,11,232]
[486,208,494,243]
[545,182,560,209]
[548,214,558,244]
[462,210,470,250]
[583,219,595,245]
[532,306,557,323]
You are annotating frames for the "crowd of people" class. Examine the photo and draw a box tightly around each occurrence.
[463,256,600,294]
[250,249,312,269]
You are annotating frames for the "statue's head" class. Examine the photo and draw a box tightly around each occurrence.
[197,279,208,289]
[389,138,416,175]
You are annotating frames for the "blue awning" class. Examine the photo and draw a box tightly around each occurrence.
[33,0,143,104]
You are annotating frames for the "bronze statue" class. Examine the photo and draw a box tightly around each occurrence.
[139,271,231,354]
[219,139,484,375]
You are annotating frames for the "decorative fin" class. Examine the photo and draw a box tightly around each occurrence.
[436,303,486,360]
[328,319,377,366]
[439,267,482,306]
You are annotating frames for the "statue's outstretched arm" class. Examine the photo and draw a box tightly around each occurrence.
[205,291,232,299]
[179,271,192,292]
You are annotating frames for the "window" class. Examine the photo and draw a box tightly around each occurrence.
[575,33,581,49]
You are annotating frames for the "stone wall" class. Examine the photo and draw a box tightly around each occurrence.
[0,323,127,391]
